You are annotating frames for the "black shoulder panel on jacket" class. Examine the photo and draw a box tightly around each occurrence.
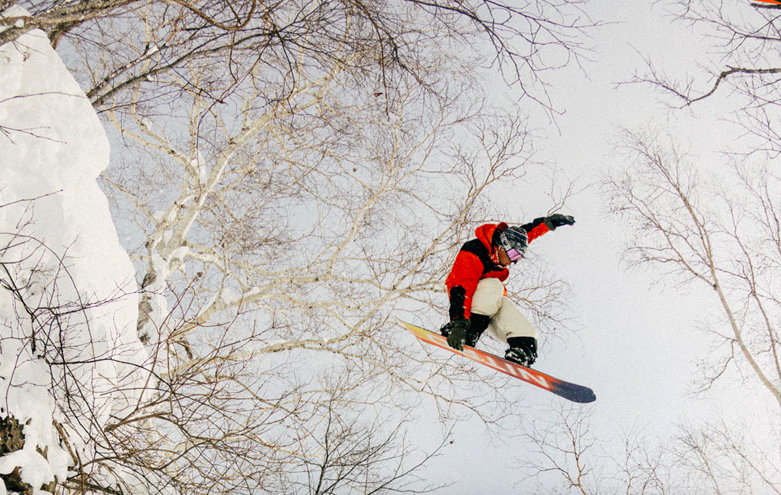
[461,239,500,275]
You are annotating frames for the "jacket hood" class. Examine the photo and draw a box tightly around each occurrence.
[474,222,508,254]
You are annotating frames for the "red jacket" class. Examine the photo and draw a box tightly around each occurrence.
[445,220,550,320]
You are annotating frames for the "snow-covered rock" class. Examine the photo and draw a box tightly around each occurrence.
[0,6,147,493]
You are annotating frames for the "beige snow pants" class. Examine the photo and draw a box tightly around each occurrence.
[470,278,538,342]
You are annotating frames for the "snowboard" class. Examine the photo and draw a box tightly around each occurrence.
[400,320,596,403]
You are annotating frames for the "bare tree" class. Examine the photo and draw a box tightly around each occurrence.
[631,2,781,105]
[511,3,781,493]
[518,404,598,495]
[631,1,781,158]
[604,129,781,407]
[519,403,781,494]
[94,28,576,494]
[519,127,780,493]
[10,0,597,116]
[0,195,447,495]
[2,1,596,493]
[0,0,265,48]
[282,373,450,495]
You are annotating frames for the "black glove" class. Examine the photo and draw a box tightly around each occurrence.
[543,214,575,230]
[444,318,471,351]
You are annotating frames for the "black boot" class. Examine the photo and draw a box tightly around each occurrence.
[465,314,490,347]
[505,336,538,367]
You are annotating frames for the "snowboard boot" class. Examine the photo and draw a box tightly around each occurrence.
[505,336,538,367]
[465,314,490,347]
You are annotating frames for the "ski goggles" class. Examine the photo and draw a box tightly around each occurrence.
[505,247,524,262]
[498,229,528,263]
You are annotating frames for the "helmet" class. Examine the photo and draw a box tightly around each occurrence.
[498,228,528,262]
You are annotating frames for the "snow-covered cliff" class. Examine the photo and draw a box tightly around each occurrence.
[0,7,146,494]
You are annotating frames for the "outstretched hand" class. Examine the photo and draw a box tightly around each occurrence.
[544,214,575,230]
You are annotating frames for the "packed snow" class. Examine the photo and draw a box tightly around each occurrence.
[0,7,147,494]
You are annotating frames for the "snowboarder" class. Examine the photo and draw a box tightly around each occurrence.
[441,214,575,367]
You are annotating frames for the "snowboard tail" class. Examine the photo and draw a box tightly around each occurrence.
[400,320,596,403]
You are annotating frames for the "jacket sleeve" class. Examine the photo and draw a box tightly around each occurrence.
[445,250,484,320]
[515,217,551,243]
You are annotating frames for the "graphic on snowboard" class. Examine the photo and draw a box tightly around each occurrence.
[400,320,596,403]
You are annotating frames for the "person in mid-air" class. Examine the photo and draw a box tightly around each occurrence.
[441,214,575,366]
